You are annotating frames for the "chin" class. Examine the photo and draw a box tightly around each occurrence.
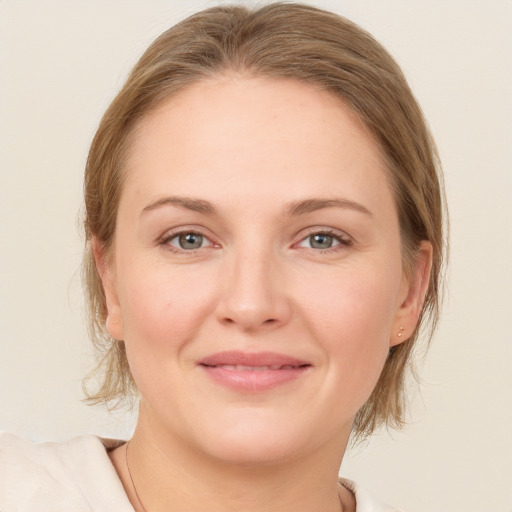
[205,428,303,466]
[190,410,332,467]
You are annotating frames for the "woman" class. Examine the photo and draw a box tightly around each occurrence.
[0,3,445,511]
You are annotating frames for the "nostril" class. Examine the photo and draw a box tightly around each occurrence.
[263,318,276,324]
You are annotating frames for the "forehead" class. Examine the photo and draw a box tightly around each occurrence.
[121,75,394,217]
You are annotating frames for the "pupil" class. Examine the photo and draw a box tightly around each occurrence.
[179,233,202,249]
[310,234,332,249]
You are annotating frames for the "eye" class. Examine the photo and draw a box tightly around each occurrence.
[164,231,211,251]
[306,233,339,250]
[296,230,351,251]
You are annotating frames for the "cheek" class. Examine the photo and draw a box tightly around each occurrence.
[299,263,402,396]
[301,262,400,338]
[116,260,218,366]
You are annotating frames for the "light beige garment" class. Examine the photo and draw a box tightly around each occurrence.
[0,433,402,512]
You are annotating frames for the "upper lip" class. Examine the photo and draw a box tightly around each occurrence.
[198,351,311,368]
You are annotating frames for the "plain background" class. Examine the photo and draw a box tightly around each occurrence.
[1,1,511,510]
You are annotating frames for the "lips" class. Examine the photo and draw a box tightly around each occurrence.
[198,351,311,392]
[206,364,301,371]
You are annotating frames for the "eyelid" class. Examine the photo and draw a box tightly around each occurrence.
[158,226,220,252]
[156,225,352,253]
[293,227,353,249]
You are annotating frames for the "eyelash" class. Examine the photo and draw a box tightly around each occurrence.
[158,228,352,255]
[159,229,217,254]
[296,228,353,253]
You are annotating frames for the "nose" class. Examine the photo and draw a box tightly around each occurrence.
[215,247,292,332]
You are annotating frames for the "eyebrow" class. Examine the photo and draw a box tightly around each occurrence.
[142,196,216,215]
[285,198,372,217]
[141,196,372,217]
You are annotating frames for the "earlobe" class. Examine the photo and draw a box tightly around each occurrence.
[91,238,124,341]
[390,240,433,347]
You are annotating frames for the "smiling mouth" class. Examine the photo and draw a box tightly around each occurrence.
[201,364,309,371]
[198,351,311,392]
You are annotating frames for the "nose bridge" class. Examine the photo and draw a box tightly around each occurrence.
[216,239,290,330]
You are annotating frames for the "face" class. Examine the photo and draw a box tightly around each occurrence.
[99,76,428,466]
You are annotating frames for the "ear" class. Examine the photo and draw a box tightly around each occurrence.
[390,241,433,347]
[91,237,124,341]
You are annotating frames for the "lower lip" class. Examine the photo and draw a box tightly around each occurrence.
[199,365,310,392]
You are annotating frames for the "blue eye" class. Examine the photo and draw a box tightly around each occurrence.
[308,233,339,249]
[297,231,350,251]
[167,232,209,250]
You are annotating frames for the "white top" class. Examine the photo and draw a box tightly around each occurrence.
[0,433,402,511]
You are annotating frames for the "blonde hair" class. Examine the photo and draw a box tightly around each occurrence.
[83,2,446,438]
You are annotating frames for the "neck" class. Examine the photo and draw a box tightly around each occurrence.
[113,409,353,512]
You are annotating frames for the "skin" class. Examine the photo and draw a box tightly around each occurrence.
[96,75,432,512]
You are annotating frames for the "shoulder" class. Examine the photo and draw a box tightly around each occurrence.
[0,432,134,512]
[341,478,405,512]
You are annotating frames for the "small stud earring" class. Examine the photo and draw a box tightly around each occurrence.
[398,326,405,337]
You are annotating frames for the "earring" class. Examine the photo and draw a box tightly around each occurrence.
[397,326,405,337]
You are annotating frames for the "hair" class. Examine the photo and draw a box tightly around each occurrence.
[83,2,446,439]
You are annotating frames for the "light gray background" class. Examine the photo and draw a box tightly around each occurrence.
[1,1,511,511]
